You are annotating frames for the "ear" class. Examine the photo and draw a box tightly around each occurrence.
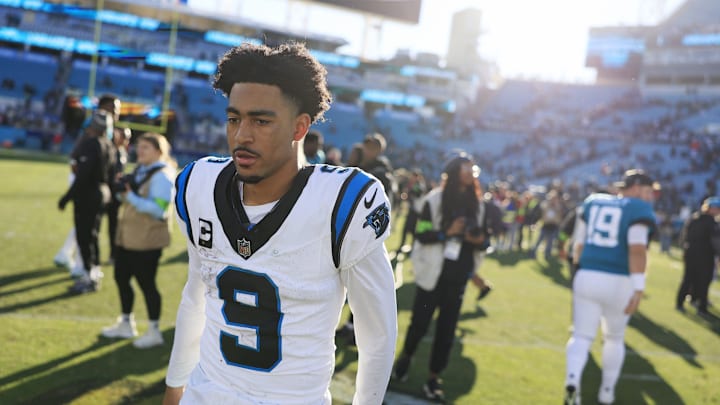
[293,113,311,142]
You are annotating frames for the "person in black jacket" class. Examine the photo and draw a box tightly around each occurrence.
[676,196,720,315]
[58,110,116,293]
[106,127,130,264]
[393,154,487,401]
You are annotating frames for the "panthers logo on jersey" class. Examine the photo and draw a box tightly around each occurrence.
[363,202,389,239]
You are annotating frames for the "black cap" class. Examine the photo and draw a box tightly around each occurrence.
[615,169,660,190]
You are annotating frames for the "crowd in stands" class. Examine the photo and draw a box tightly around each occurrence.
[1,42,718,234]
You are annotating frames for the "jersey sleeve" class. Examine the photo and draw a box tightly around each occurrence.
[166,242,207,387]
[341,245,397,405]
[332,170,391,269]
[174,160,197,243]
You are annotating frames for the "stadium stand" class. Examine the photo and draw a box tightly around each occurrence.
[1,0,718,220]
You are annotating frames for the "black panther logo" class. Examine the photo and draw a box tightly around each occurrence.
[363,202,389,239]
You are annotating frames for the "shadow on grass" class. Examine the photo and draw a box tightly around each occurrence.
[386,327,476,404]
[0,267,61,286]
[580,347,684,404]
[629,312,701,368]
[161,250,188,265]
[459,305,488,322]
[0,274,69,299]
[683,308,720,336]
[0,289,79,314]
[0,329,174,404]
[623,343,685,404]
[0,266,99,313]
[486,249,524,267]
[531,256,572,288]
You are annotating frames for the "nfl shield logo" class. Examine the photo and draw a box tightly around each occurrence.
[237,238,252,258]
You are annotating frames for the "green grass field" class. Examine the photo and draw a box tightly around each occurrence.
[1,151,719,404]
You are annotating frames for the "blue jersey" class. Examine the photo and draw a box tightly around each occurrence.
[578,194,656,275]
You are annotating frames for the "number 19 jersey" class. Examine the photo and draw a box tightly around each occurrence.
[578,193,656,275]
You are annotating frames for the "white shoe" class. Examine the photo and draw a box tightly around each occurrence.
[598,386,614,404]
[101,317,138,339]
[90,266,104,282]
[133,327,164,349]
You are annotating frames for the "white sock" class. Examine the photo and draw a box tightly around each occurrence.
[121,313,132,323]
[149,320,159,330]
[600,337,625,396]
[566,334,593,387]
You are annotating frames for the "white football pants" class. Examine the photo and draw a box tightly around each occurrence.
[566,269,633,398]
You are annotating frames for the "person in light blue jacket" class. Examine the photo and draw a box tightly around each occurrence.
[100,133,176,349]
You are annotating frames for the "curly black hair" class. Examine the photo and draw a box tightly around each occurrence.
[213,42,332,124]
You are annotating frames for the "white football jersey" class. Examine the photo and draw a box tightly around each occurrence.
[171,157,391,404]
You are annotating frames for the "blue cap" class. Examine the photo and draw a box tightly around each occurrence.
[705,196,720,208]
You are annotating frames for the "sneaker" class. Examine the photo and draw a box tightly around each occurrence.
[68,278,97,294]
[133,328,164,349]
[393,355,411,382]
[101,317,138,339]
[89,266,104,282]
[423,377,444,401]
[477,285,493,301]
[598,386,614,404]
[564,385,580,405]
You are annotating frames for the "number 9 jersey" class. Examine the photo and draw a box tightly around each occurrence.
[578,193,656,275]
[166,157,397,404]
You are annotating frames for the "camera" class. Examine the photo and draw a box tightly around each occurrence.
[114,174,134,193]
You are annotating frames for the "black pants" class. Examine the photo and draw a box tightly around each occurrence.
[401,261,468,374]
[677,254,715,312]
[73,192,104,272]
[399,208,418,248]
[114,247,162,320]
[106,199,120,261]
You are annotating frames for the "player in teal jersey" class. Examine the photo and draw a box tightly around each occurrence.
[563,170,658,405]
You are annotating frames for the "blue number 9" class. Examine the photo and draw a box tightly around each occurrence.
[216,267,283,371]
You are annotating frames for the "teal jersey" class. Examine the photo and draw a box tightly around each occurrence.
[578,194,656,275]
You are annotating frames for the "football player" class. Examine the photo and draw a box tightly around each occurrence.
[564,170,657,405]
[163,43,397,405]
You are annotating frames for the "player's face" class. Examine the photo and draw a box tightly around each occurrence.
[226,83,310,184]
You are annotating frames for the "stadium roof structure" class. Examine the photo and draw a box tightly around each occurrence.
[657,0,720,30]
[46,0,348,51]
